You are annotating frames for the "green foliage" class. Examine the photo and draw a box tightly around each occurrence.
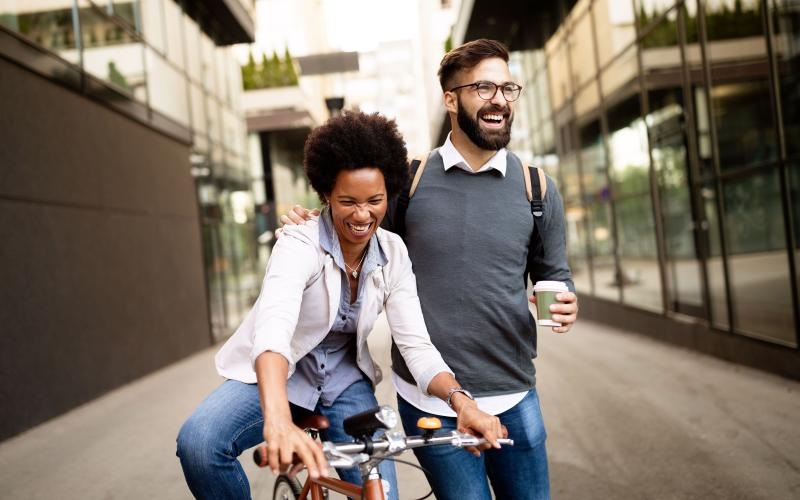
[241,47,299,90]
[283,46,299,86]
[241,50,258,90]
[107,61,130,91]
[639,0,761,49]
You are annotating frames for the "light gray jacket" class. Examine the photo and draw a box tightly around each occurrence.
[215,220,452,394]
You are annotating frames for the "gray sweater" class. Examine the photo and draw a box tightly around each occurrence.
[389,150,573,396]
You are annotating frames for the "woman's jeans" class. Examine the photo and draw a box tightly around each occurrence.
[176,378,398,499]
[398,389,550,500]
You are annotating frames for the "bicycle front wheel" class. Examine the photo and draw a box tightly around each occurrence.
[272,475,302,500]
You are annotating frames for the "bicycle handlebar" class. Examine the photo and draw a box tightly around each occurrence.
[253,430,514,469]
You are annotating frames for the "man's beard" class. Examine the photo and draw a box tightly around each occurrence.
[456,100,513,150]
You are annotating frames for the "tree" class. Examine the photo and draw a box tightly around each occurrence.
[283,46,298,86]
[241,49,257,90]
[260,52,273,87]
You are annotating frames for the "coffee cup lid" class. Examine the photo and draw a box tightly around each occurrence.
[533,280,569,292]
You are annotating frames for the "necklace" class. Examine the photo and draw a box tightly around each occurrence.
[344,248,368,279]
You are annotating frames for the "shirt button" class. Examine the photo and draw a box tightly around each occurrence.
[317,386,322,391]
[320,364,325,369]
[341,314,346,320]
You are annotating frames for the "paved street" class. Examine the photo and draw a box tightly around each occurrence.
[1,317,799,499]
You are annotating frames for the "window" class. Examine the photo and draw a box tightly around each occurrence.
[711,81,778,170]
[723,169,795,344]
[608,97,662,311]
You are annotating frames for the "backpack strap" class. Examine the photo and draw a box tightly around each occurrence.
[394,154,429,238]
[523,164,547,282]
[521,164,546,217]
[408,154,429,198]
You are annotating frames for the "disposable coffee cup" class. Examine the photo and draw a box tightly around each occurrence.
[533,281,569,327]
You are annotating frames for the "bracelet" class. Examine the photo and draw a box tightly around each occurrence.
[445,387,474,410]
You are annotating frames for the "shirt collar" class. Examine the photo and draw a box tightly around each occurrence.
[439,132,508,176]
[318,206,388,273]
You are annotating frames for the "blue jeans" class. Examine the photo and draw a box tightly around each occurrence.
[177,378,398,499]
[398,389,549,500]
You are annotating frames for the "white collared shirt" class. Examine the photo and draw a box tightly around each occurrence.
[439,132,508,176]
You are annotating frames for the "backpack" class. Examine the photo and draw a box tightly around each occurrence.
[393,152,548,284]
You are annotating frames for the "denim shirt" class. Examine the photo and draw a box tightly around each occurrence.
[286,208,388,410]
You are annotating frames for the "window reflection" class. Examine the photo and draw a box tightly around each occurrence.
[711,81,777,170]
[566,203,593,295]
[771,0,800,158]
[579,119,618,300]
[648,89,706,317]
[723,170,795,343]
[588,201,619,301]
[580,120,608,202]
[704,0,763,41]
[702,181,731,328]
[608,96,662,311]
[561,153,593,294]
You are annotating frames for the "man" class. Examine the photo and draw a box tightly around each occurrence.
[284,39,578,500]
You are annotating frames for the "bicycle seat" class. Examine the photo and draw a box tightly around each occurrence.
[295,413,330,431]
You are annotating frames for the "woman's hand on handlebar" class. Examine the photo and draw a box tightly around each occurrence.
[263,416,329,479]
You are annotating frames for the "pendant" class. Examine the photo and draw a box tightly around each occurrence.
[351,270,358,279]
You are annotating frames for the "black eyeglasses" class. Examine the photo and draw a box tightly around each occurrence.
[448,81,523,102]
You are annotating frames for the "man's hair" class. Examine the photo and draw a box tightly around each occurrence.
[438,38,509,91]
[304,111,408,203]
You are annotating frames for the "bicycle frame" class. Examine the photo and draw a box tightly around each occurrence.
[297,467,383,500]
[258,406,513,500]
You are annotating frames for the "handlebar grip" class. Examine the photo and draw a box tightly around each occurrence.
[253,444,268,467]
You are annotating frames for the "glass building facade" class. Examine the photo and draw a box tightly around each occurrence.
[507,0,799,350]
[1,0,261,341]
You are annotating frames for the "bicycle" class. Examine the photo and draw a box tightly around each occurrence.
[253,405,513,500]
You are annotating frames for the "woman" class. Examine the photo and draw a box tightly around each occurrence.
[176,112,503,500]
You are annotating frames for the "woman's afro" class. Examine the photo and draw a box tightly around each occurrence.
[304,111,409,202]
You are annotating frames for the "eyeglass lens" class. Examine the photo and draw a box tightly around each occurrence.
[476,82,521,101]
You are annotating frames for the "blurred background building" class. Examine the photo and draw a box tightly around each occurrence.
[0,0,260,440]
[1,0,798,441]
[451,0,799,378]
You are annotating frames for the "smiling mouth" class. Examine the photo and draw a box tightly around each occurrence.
[480,112,507,127]
[347,221,373,235]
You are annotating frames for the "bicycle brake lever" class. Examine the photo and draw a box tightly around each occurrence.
[323,441,368,468]
[449,431,515,448]
[449,431,481,447]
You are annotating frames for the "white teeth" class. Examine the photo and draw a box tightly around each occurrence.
[347,222,371,232]
[482,114,503,122]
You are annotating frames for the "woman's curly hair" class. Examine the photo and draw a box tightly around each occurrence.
[304,111,409,203]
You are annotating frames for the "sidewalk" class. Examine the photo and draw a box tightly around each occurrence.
[1,317,798,499]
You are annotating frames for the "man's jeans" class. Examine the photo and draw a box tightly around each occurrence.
[176,378,398,499]
[398,389,550,500]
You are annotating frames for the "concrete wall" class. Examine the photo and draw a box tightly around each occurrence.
[0,58,212,441]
